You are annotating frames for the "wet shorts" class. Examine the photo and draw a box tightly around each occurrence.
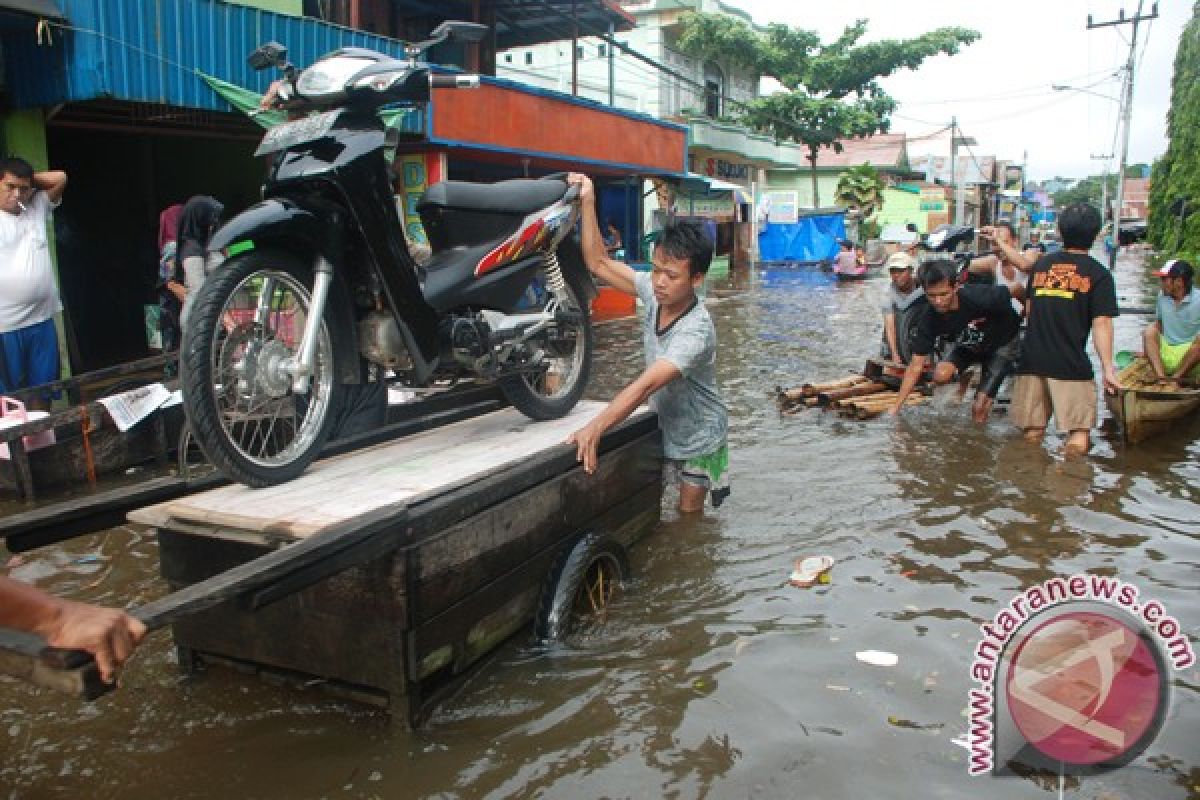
[1011,375,1097,432]
[668,442,730,508]
[1160,338,1200,379]
[0,318,60,396]
[947,337,1019,399]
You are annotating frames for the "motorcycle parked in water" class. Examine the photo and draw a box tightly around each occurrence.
[181,21,595,487]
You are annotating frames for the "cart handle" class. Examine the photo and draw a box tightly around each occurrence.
[0,501,408,700]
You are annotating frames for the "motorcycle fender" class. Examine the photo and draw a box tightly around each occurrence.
[208,199,361,385]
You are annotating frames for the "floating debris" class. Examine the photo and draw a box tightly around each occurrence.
[788,555,835,588]
[856,650,899,667]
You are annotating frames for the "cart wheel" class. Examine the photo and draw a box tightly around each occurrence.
[535,532,629,642]
[177,422,216,482]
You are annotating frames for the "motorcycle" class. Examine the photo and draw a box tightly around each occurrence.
[181,21,595,487]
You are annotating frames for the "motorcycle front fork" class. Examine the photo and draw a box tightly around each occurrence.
[276,254,333,395]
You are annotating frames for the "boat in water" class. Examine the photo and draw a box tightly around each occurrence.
[1107,355,1200,444]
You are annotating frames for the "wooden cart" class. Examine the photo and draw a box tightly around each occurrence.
[2,402,662,727]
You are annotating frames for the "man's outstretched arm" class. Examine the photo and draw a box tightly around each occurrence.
[568,359,680,473]
[567,173,637,295]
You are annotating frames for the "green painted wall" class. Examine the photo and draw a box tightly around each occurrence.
[874,187,924,232]
[1,109,72,380]
[221,0,303,15]
[764,169,840,209]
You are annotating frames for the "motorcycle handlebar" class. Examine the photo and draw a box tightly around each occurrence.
[430,74,480,89]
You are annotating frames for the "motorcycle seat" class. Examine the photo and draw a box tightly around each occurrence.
[419,179,567,216]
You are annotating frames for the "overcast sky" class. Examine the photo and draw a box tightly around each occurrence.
[734,0,1187,182]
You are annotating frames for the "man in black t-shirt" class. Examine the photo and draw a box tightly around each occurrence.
[1012,203,1119,455]
[890,259,1021,423]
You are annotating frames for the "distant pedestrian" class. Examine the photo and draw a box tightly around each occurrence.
[0,156,68,408]
[833,239,862,276]
[156,203,185,356]
[175,195,224,331]
[1011,203,1119,456]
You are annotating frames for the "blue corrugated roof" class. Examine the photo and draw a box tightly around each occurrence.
[3,0,413,110]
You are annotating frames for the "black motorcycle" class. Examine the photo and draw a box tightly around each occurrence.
[181,21,594,487]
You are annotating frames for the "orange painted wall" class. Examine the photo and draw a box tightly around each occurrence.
[431,84,686,175]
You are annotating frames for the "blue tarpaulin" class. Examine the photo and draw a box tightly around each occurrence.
[758,213,847,263]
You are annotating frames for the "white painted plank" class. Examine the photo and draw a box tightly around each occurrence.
[130,401,652,537]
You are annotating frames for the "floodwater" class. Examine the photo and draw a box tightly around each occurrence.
[2,250,1197,799]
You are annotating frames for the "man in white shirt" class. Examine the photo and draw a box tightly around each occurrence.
[0,156,67,406]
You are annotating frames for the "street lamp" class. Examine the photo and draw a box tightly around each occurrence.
[1051,82,1125,264]
[1051,84,1119,103]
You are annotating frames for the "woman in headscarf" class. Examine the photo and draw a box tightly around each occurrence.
[174,195,224,331]
[156,203,185,355]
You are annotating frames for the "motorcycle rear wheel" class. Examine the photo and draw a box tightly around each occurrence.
[181,250,343,487]
[499,267,593,420]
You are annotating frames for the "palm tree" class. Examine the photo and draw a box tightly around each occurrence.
[835,163,886,220]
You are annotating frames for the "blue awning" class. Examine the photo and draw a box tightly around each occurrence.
[1,0,413,111]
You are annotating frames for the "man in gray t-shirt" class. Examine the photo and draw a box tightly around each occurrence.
[565,173,729,512]
[880,251,926,364]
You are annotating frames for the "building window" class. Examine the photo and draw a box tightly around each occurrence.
[577,45,584,59]
[504,53,512,63]
[598,44,607,57]
[703,61,724,118]
[525,52,533,65]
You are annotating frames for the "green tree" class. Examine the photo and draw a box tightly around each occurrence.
[1149,2,1200,258]
[676,14,979,206]
[1052,174,1116,210]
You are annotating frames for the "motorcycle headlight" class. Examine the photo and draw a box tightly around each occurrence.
[353,69,408,92]
[296,56,376,100]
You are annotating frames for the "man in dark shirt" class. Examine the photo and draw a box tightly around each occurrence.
[1012,203,1119,455]
[890,259,1021,423]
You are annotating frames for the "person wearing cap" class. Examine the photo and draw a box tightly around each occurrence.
[880,250,926,364]
[1143,259,1200,385]
[1011,202,1119,456]
[889,259,1021,423]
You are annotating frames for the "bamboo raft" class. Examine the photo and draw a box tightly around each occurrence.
[775,362,930,420]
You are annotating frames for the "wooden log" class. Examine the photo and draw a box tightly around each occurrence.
[799,375,868,396]
[855,395,925,420]
[840,392,901,408]
[818,382,887,406]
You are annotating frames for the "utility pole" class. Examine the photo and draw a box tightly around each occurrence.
[1091,152,1115,226]
[1088,1,1158,268]
[950,116,959,224]
[949,118,977,226]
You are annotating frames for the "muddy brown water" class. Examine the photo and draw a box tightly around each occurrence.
[2,250,1197,799]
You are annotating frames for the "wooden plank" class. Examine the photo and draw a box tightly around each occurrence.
[2,475,218,553]
[150,416,660,716]
[133,401,642,536]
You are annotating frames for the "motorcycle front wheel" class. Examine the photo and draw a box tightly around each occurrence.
[499,266,593,420]
[181,250,343,487]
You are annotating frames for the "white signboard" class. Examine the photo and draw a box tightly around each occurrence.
[911,154,996,186]
[765,191,798,224]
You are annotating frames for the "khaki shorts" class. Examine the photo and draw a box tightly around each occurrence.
[1011,375,1097,432]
